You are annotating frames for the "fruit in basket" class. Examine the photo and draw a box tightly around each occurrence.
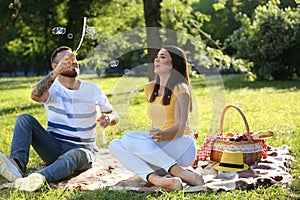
[225,132,234,138]
[234,135,244,141]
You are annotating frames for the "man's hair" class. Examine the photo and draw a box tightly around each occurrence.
[50,46,72,63]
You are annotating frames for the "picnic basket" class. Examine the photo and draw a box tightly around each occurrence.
[210,105,263,165]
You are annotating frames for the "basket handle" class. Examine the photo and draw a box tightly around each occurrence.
[219,105,253,142]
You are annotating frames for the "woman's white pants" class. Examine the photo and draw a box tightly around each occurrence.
[108,131,196,181]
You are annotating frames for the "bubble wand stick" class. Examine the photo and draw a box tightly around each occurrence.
[74,18,107,145]
[74,17,87,54]
[95,101,107,145]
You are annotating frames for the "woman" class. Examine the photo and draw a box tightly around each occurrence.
[108,45,204,191]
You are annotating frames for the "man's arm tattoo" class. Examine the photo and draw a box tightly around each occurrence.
[32,73,55,98]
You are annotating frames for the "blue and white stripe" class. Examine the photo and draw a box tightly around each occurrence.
[44,79,113,147]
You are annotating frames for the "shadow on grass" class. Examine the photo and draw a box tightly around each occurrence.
[0,103,42,116]
[0,78,39,90]
[0,77,40,85]
[191,75,300,91]
[0,85,34,91]
[224,76,300,90]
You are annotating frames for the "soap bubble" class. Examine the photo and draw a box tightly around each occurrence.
[67,33,73,39]
[123,69,130,75]
[101,39,107,46]
[86,25,97,40]
[95,44,102,51]
[81,27,226,149]
[109,60,119,68]
[52,27,66,35]
[8,3,14,9]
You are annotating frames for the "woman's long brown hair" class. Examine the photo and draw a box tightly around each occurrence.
[149,45,192,111]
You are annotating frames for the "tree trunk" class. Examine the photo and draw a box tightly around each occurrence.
[143,0,162,81]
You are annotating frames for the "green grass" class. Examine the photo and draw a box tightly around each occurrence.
[0,74,299,199]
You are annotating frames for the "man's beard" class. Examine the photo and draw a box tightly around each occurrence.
[60,70,78,78]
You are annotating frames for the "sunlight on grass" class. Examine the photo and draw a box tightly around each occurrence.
[0,75,299,199]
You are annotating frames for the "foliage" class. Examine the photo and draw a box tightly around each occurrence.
[0,0,299,80]
[81,0,252,77]
[0,0,148,76]
[0,0,251,78]
[226,0,300,80]
[192,0,297,45]
[82,0,147,72]
[159,0,250,74]
[0,0,114,75]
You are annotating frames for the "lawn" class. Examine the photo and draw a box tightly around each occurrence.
[0,74,299,199]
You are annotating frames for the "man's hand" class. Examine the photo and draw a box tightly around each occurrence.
[31,52,76,102]
[97,114,111,129]
[53,52,75,74]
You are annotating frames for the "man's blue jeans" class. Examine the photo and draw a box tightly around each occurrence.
[10,114,94,183]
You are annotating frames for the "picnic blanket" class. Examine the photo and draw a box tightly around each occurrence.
[49,145,294,192]
[0,145,294,192]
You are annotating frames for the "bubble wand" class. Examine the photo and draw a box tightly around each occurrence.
[74,16,87,54]
[74,18,107,145]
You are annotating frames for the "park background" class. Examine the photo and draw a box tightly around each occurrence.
[0,0,300,199]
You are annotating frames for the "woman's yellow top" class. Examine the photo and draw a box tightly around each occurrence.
[144,81,193,136]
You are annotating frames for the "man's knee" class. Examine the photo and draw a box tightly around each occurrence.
[16,113,34,123]
[61,148,93,170]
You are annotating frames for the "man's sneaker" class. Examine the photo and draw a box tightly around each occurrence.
[15,173,46,192]
[0,152,23,182]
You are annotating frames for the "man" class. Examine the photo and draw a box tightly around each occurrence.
[0,46,119,191]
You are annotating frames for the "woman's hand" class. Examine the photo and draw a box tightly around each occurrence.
[149,128,163,142]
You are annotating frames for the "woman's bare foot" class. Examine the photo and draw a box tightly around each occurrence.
[187,169,205,186]
[169,164,204,186]
[148,173,183,191]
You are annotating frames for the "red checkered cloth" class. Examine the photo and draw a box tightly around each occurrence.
[197,135,219,161]
[261,139,267,159]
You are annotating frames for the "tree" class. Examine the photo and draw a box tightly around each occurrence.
[143,0,162,81]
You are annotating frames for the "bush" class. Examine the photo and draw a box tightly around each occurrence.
[226,0,300,80]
